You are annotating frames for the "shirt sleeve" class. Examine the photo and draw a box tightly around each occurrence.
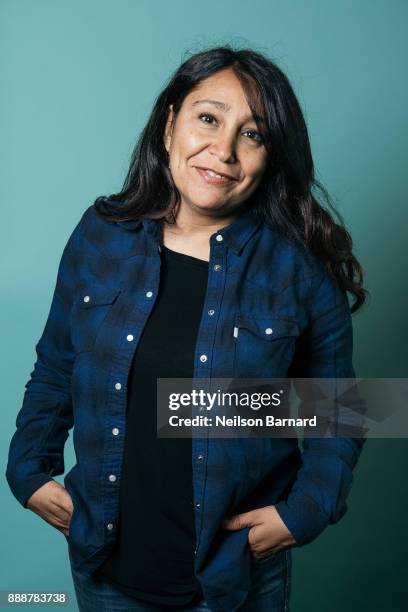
[5,209,88,509]
[274,267,367,546]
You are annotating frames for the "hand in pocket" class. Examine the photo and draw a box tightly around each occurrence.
[26,480,74,537]
[222,505,297,560]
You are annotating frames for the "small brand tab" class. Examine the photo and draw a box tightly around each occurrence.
[233,326,239,338]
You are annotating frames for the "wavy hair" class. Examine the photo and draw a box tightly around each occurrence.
[93,45,368,313]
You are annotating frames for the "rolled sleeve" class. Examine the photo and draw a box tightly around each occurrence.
[5,209,88,508]
[275,268,367,545]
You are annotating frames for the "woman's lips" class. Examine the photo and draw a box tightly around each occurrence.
[195,167,236,186]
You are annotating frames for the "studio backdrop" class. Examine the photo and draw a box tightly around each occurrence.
[1,1,407,611]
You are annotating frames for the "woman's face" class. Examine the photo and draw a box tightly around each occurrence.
[164,68,269,218]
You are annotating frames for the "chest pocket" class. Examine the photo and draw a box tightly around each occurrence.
[233,315,300,377]
[70,286,122,354]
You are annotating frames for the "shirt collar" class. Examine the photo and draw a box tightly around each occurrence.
[115,205,263,255]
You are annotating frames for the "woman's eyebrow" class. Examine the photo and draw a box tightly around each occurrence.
[191,98,265,124]
[192,98,232,111]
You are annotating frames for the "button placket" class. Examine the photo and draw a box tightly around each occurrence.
[103,255,162,544]
[196,245,225,370]
[191,240,227,555]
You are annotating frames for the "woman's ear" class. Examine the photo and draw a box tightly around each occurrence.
[164,104,174,154]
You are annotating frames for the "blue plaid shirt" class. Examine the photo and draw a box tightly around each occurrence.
[6,203,365,611]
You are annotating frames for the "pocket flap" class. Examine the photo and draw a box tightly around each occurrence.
[235,315,299,339]
[77,287,122,308]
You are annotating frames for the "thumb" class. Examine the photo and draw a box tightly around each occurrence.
[53,487,74,516]
[222,511,255,530]
[61,494,74,515]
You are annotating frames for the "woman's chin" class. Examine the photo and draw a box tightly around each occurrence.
[185,197,233,214]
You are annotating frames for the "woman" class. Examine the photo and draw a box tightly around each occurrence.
[6,46,368,612]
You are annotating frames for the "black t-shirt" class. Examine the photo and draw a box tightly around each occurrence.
[95,244,209,607]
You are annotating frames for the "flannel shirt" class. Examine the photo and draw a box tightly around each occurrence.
[6,203,365,612]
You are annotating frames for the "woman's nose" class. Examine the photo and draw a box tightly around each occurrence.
[208,131,238,163]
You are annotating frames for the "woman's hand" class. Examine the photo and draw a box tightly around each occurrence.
[222,505,297,560]
[26,480,73,537]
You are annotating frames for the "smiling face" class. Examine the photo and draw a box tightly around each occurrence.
[163,68,269,219]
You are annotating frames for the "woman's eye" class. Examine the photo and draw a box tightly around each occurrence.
[197,113,264,144]
[243,130,263,143]
[198,113,217,124]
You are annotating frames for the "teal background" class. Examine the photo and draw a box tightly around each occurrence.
[1,0,407,610]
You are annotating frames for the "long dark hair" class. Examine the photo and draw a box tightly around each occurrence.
[93,45,368,313]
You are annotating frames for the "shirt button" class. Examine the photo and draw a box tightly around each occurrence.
[146,291,153,298]
[199,354,207,363]
[215,234,223,242]
[106,523,114,531]
[195,503,201,508]
[114,382,122,390]
[207,309,215,316]
[265,327,273,335]
[112,428,119,436]
[213,264,222,271]
[83,295,90,303]
[197,454,204,460]
[127,334,134,341]
[108,474,117,482]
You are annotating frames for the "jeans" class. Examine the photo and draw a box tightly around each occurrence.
[70,549,292,611]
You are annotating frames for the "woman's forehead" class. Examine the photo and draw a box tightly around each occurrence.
[188,69,246,99]
[184,75,257,117]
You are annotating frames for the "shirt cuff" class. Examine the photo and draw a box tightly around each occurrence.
[274,491,330,546]
[6,471,54,509]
